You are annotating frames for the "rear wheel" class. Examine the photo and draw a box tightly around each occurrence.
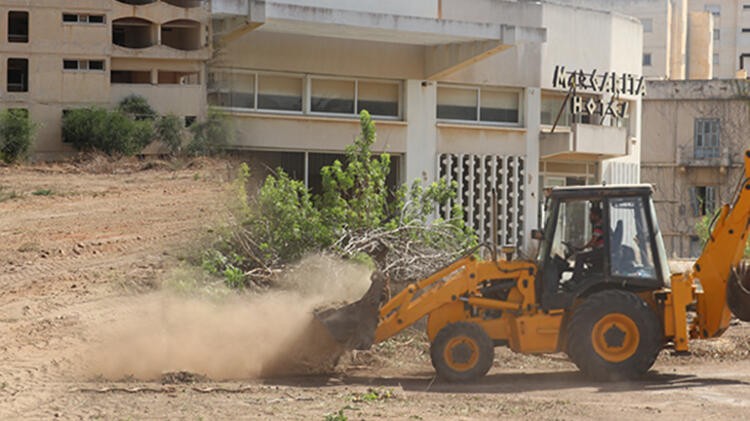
[565,290,662,381]
[430,322,494,382]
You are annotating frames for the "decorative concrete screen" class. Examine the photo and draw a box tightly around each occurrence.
[438,154,525,247]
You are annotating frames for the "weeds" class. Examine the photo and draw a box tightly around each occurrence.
[324,409,348,421]
[32,188,53,196]
[351,388,394,403]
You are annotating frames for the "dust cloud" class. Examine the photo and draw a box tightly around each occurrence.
[84,255,371,381]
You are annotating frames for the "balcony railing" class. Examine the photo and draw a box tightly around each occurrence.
[677,144,734,168]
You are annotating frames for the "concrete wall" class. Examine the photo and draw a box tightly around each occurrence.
[688,0,738,79]
[687,11,714,79]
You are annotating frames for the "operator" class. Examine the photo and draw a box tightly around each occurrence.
[573,205,605,279]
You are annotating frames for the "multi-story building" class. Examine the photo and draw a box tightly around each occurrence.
[0,0,211,159]
[210,0,645,246]
[641,79,749,257]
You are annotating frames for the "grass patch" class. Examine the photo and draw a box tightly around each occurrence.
[31,188,53,196]
[0,187,21,202]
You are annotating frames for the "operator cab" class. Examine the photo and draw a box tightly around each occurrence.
[534,185,670,311]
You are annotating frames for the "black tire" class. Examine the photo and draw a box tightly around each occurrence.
[430,322,494,382]
[565,289,662,381]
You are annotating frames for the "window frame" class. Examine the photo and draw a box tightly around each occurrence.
[62,13,107,25]
[208,69,403,120]
[693,118,721,159]
[62,59,106,72]
[8,10,29,43]
[7,58,29,93]
[642,53,652,66]
[436,83,523,127]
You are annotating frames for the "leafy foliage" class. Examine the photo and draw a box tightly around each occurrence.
[696,209,750,256]
[155,114,184,155]
[209,110,475,288]
[187,110,232,156]
[0,109,36,163]
[62,107,153,156]
[117,95,157,120]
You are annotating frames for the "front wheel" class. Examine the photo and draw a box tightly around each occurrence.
[565,290,662,381]
[430,322,494,382]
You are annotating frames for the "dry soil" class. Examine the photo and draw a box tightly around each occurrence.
[3,161,750,420]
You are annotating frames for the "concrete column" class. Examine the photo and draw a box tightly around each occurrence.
[405,79,437,185]
[524,87,541,243]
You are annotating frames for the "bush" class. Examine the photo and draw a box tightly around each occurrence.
[211,110,475,288]
[187,110,232,156]
[155,114,184,155]
[696,209,750,256]
[0,109,36,163]
[117,95,157,120]
[62,107,153,156]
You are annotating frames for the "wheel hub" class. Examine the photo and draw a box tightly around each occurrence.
[591,313,640,363]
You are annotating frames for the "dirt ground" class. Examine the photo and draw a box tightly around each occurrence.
[3,160,750,420]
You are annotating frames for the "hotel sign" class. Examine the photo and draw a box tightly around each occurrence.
[552,65,646,120]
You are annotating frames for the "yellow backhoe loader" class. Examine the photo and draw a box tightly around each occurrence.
[317,151,750,382]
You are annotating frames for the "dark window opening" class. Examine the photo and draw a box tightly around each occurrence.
[7,58,29,92]
[63,13,77,23]
[8,11,29,43]
[63,60,78,70]
[89,60,104,71]
[690,186,717,217]
[88,15,105,24]
[184,116,197,127]
[161,20,201,51]
[112,18,155,49]
[111,70,151,84]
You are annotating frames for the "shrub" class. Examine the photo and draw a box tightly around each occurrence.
[155,114,184,155]
[210,110,475,288]
[117,95,157,120]
[62,107,153,156]
[187,110,232,156]
[0,109,36,163]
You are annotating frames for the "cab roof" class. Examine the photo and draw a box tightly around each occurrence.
[547,184,654,199]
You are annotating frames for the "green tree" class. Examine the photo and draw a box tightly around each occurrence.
[318,110,392,231]
[117,95,157,120]
[0,109,36,163]
[187,110,232,156]
[155,114,184,155]
[62,107,152,156]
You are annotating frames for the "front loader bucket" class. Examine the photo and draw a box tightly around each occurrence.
[314,271,388,350]
[727,262,750,321]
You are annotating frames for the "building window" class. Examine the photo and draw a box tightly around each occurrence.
[694,118,720,159]
[63,14,106,24]
[7,58,28,92]
[745,4,750,10]
[437,85,520,124]
[690,186,716,217]
[705,4,721,16]
[641,18,653,33]
[642,53,652,66]
[714,29,720,41]
[257,74,303,112]
[208,70,401,118]
[357,80,399,117]
[111,70,151,84]
[311,78,355,114]
[541,94,570,126]
[743,28,750,33]
[8,11,29,43]
[184,116,197,127]
[713,53,720,65]
[63,60,105,71]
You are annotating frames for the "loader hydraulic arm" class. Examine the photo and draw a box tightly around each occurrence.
[372,253,535,344]
[690,150,750,338]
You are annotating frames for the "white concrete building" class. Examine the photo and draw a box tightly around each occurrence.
[210,0,644,247]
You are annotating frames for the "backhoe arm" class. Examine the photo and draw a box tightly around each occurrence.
[691,150,750,338]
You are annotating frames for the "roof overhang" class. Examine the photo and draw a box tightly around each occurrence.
[213,0,546,79]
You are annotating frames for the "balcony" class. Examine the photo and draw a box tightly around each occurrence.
[677,145,735,168]
[540,123,628,160]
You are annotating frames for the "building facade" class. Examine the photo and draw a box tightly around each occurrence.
[641,79,749,257]
[210,0,644,247]
[0,0,211,159]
